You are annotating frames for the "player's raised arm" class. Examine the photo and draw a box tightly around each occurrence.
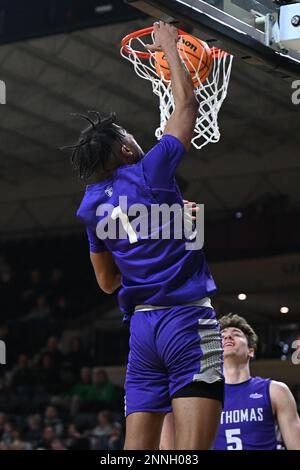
[270,381,300,450]
[146,22,198,151]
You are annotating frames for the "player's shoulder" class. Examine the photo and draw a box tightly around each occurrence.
[77,193,90,220]
[270,380,290,395]
[143,134,185,157]
[269,380,293,408]
[77,180,114,221]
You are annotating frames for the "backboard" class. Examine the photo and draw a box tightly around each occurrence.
[127,0,300,82]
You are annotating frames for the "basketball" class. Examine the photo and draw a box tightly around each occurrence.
[154,34,213,87]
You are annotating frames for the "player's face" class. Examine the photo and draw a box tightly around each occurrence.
[116,126,144,163]
[221,327,253,362]
[126,131,144,162]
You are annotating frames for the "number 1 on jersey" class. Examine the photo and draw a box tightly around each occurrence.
[111,206,138,244]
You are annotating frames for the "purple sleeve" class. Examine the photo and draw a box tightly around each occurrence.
[141,134,186,189]
[86,227,107,253]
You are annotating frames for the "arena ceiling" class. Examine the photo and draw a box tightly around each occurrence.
[0,18,299,236]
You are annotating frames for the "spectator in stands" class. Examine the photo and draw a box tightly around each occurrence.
[106,422,123,450]
[71,367,92,396]
[0,412,7,439]
[41,336,65,370]
[35,352,61,395]
[65,337,91,376]
[0,325,9,345]
[48,268,65,305]
[24,414,42,447]
[52,295,71,322]
[1,422,15,447]
[51,438,66,450]
[65,422,90,450]
[88,368,117,408]
[89,411,124,450]
[10,438,30,451]
[0,258,19,319]
[0,255,10,276]
[5,428,31,450]
[70,366,93,414]
[19,298,52,355]
[89,410,114,449]
[43,406,63,437]
[9,354,35,395]
[25,295,51,321]
[22,269,44,312]
[0,324,15,366]
[37,426,56,450]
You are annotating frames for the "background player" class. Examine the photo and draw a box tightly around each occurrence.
[160,314,300,450]
[69,22,223,450]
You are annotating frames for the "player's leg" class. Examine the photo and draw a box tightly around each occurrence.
[124,412,166,450]
[124,310,172,449]
[160,412,175,450]
[159,398,221,450]
[157,304,224,450]
[160,388,222,450]
[172,395,222,450]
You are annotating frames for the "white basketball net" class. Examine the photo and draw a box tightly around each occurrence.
[121,30,233,150]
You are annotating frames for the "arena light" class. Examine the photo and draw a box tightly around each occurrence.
[238,293,247,301]
[280,306,289,314]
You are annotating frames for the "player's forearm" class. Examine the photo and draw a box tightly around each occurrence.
[283,423,300,450]
[107,272,122,294]
[95,270,121,295]
[164,46,197,108]
[99,261,121,294]
[90,251,121,294]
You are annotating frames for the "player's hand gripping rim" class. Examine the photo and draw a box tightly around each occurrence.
[145,21,179,53]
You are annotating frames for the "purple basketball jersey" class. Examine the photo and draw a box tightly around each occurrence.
[213,376,278,450]
[77,135,216,321]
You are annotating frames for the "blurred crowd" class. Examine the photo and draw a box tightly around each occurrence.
[0,335,125,450]
[1,241,300,450]
[0,247,100,356]
[0,407,124,450]
[0,248,125,450]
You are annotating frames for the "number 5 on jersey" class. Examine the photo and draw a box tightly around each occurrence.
[225,428,243,450]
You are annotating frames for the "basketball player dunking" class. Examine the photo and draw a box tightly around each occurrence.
[160,314,300,450]
[70,22,223,450]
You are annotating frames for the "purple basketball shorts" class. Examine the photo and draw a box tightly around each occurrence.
[124,304,223,416]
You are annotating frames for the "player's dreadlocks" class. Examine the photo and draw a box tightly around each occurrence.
[63,111,124,181]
